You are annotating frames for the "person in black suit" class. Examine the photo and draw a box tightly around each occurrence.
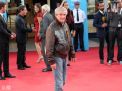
[93,1,109,64]
[0,2,16,80]
[15,5,32,70]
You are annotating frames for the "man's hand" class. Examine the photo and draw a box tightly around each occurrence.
[101,23,107,28]
[112,8,118,13]
[70,51,75,62]
[32,27,36,32]
[71,31,76,37]
[11,32,16,39]
[12,32,16,37]
[11,34,14,39]
[51,63,56,70]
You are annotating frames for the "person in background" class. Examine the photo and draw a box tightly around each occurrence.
[46,7,75,91]
[93,1,109,64]
[107,0,122,65]
[0,2,16,80]
[15,5,33,70]
[33,3,43,63]
[73,1,86,52]
[2,0,8,23]
[62,1,75,66]
[40,4,53,72]
[56,2,61,7]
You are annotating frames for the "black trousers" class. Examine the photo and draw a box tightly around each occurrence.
[41,38,51,69]
[0,42,9,75]
[74,23,84,51]
[98,31,109,60]
[108,28,122,61]
[17,42,26,67]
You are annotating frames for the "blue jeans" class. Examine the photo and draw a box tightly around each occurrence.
[54,57,67,91]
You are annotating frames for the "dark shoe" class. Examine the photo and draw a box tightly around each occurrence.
[42,68,52,72]
[100,59,104,64]
[4,73,16,78]
[0,76,5,80]
[75,49,77,52]
[23,65,31,68]
[67,64,70,66]
[18,67,25,70]
[81,49,87,52]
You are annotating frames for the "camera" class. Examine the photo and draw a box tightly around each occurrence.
[111,0,118,12]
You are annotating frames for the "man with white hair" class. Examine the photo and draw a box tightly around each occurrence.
[46,7,75,91]
[40,4,53,72]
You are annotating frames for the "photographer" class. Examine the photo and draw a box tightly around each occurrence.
[107,0,122,65]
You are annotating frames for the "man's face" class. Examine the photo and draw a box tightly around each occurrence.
[55,12,67,23]
[63,2,69,9]
[56,3,60,7]
[117,0,122,8]
[1,5,6,13]
[75,4,80,9]
[4,4,7,10]
[99,3,104,11]
[21,7,28,16]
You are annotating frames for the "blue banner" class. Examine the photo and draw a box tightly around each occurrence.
[67,0,89,50]
[1,0,7,2]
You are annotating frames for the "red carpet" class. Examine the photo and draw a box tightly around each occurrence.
[0,47,122,91]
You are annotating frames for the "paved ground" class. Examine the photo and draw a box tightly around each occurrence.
[9,38,100,52]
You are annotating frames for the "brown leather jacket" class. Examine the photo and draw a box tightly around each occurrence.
[46,20,75,65]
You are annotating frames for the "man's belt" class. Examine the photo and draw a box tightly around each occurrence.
[75,22,83,25]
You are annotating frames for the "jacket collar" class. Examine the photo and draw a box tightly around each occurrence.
[18,14,25,18]
[0,14,6,23]
[99,10,104,15]
[0,13,3,17]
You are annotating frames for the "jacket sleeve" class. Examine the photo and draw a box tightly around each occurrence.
[46,26,55,65]
[0,21,11,37]
[93,14,102,28]
[40,16,49,38]
[16,18,32,33]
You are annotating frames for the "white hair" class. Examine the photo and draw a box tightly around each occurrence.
[55,7,67,15]
[41,4,50,12]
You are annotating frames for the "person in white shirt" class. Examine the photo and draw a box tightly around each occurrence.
[73,1,86,52]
